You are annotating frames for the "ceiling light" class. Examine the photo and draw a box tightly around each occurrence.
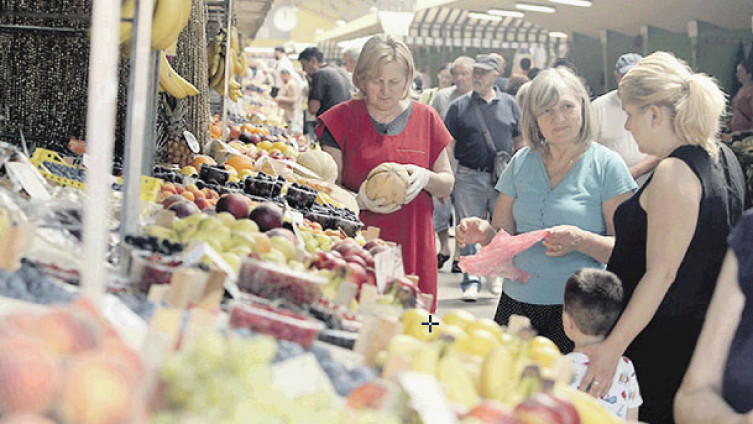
[548,31,569,38]
[468,12,503,21]
[515,3,556,13]
[548,0,592,7]
[487,9,525,18]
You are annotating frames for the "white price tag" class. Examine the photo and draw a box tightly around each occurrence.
[5,162,50,200]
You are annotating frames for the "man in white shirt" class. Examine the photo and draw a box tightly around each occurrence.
[592,53,660,186]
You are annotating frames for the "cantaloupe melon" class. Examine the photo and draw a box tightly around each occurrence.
[365,162,410,205]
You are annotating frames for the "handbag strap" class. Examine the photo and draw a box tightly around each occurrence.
[471,100,498,157]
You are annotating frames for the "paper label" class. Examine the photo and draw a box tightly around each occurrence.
[398,372,458,424]
[182,242,240,299]
[335,280,359,306]
[5,162,50,200]
[272,353,335,398]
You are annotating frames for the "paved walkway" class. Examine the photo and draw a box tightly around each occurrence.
[434,235,499,320]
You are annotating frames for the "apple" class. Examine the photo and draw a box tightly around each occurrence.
[0,413,57,424]
[465,401,520,424]
[250,134,261,144]
[514,392,579,424]
[249,202,283,232]
[266,228,297,246]
[35,309,101,355]
[356,249,375,268]
[269,236,296,261]
[162,194,186,209]
[363,239,387,251]
[216,193,251,220]
[344,262,368,287]
[332,240,361,257]
[368,244,391,256]
[194,198,211,210]
[168,201,200,218]
[343,254,367,268]
[365,267,377,287]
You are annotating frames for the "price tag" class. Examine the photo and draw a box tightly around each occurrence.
[5,162,50,200]
[272,353,335,397]
[286,209,305,246]
[182,242,240,299]
[335,280,359,306]
[398,372,458,424]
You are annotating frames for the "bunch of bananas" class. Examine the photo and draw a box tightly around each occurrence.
[207,28,245,102]
[119,0,192,51]
[376,310,582,411]
[157,51,199,99]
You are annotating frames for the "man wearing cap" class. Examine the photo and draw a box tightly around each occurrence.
[444,54,522,301]
[592,53,660,185]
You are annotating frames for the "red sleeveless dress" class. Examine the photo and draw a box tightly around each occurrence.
[316,99,452,312]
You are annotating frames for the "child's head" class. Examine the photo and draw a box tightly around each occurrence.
[563,269,624,342]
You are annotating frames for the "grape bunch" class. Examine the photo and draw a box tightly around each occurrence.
[0,261,77,305]
[124,235,184,255]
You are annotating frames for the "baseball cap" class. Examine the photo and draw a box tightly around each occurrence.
[615,53,643,74]
[472,54,501,72]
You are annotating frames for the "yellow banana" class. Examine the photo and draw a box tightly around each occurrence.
[151,0,189,50]
[230,27,239,53]
[209,56,225,89]
[119,0,136,44]
[410,343,438,375]
[209,47,221,77]
[481,345,515,401]
[555,385,622,424]
[158,51,188,99]
[437,353,481,409]
[239,53,248,77]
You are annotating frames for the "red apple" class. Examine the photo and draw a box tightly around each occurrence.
[216,193,251,219]
[168,201,200,218]
[343,255,367,268]
[162,194,186,209]
[466,401,521,424]
[333,240,362,257]
[363,239,387,251]
[344,262,368,287]
[0,413,57,424]
[194,198,211,210]
[368,244,391,256]
[514,393,580,424]
[0,333,60,414]
[365,267,377,287]
[249,202,283,232]
[356,249,374,268]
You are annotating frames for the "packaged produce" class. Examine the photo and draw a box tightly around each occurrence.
[229,302,324,348]
[237,257,327,306]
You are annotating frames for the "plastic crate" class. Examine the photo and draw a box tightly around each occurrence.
[31,148,162,202]
[229,302,325,348]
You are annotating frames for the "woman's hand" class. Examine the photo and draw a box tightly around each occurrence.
[356,181,400,214]
[403,164,430,204]
[577,340,623,398]
[457,217,495,248]
[543,225,585,256]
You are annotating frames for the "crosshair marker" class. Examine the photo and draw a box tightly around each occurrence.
[422,315,440,333]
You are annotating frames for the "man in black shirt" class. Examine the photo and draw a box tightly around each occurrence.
[298,47,352,118]
[445,54,522,301]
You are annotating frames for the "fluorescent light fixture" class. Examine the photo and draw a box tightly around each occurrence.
[548,31,569,38]
[468,12,504,21]
[515,3,556,13]
[487,9,525,18]
[548,0,592,7]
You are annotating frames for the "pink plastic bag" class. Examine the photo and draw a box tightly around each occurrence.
[458,229,550,283]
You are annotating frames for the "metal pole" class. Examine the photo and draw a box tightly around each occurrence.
[120,0,156,249]
[144,52,160,175]
[220,0,233,141]
[82,0,121,304]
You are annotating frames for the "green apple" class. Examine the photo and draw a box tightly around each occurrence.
[304,238,319,253]
[269,236,295,261]
[233,219,260,233]
[229,245,253,257]
[220,252,242,273]
[216,211,236,226]
[198,215,223,231]
[230,233,257,250]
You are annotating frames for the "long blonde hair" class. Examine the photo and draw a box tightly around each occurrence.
[352,34,415,100]
[619,51,725,159]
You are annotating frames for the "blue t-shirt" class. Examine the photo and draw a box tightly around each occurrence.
[495,142,637,305]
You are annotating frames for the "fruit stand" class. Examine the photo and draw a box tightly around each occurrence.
[0,0,632,423]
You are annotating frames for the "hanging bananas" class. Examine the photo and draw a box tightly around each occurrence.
[158,51,199,99]
[119,0,191,51]
[207,27,245,102]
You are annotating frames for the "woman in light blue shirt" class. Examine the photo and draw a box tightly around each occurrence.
[458,68,637,352]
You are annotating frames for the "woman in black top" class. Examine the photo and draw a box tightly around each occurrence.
[675,208,753,423]
[574,52,746,424]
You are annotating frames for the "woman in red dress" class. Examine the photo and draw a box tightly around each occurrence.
[315,34,455,312]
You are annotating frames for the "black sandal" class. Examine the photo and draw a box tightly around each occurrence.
[437,253,450,269]
[451,260,461,273]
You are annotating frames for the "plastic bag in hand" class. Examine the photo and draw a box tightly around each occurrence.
[459,229,550,282]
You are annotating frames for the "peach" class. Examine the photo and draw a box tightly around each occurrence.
[174,185,185,195]
[250,233,271,254]
[192,189,206,200]
[194,198,211,211]
[0,413,57,424]
[0,334,60,414]
[58,352,137,424]
[34,309,101,355]
[100,337,145,382]
[180,191,195,202]
[160,182,176,194]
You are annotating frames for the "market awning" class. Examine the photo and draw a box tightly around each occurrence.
[235,0,276,39]
[317,7,553,61]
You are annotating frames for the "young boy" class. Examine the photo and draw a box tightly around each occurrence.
[563,268,642,421]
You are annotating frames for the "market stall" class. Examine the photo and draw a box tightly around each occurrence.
[0,0,633,422]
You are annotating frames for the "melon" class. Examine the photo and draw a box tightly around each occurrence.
[296,150,338,183]
[364,162,410,205]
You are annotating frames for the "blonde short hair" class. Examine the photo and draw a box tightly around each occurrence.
[352,34,415,100]
[619,51,724,159]
[520,67,596,151]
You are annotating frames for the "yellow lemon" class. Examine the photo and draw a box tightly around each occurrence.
[442,309,476,330]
